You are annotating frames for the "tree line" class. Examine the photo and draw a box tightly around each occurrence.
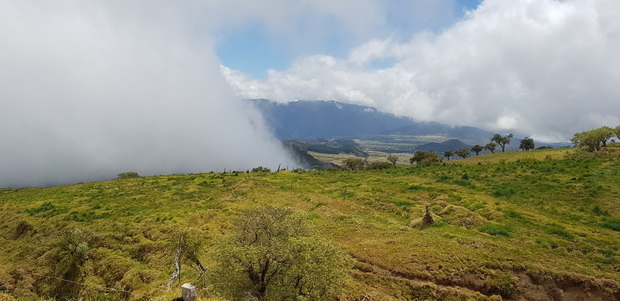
[341,125,620,170]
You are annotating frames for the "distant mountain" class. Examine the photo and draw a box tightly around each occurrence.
[250,99,414,139]
[415,139,471,153]
[249,99,495,143]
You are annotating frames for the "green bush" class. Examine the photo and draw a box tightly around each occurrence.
[116,171,140,179]
[342,157,365,170]
[252,166,272,173]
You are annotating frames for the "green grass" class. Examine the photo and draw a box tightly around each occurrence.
[1,147,619,300]
[478,223,513,237]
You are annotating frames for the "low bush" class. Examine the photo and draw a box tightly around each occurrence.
[116,172,140,179]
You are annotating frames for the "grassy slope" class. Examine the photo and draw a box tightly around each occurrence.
[0,147,619,300]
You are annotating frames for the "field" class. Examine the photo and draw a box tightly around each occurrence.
[1,147,619,300]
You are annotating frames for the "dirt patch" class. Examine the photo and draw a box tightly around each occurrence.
[351,255,620,300]
[514,272,620,301]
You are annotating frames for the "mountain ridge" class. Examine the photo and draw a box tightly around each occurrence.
[249,99,494,143]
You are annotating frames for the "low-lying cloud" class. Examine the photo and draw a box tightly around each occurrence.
[225,0,620,142]
[0,1,297,188]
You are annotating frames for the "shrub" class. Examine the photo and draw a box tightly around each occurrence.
[342,157,365,170]
[410,151,440,167]
[251,166,271,173]
[42,229,90,298]
[116,171,140,179]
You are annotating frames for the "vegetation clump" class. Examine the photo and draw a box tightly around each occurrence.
[251,166,272,173]
[455,148,470,159]
[342,157,365,170]
[366,161,393,170]
[571,126,615,152]
[410,150,441,167]
[210,206,350,301]
[519,137,535,151]
[116,171,140,179]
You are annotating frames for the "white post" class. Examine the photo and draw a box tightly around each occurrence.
[182,283,197,301]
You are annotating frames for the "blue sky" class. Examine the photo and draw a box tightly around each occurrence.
[217,0,483,78]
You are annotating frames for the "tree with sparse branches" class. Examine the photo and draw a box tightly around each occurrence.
[471,145,483,156]
[484,143,497,154]
[491,133,513,152]
[443,150,454,161]
[210,207,349,301]
[519,137,535,151]
[456,148,470,159]
[386,154,399,166]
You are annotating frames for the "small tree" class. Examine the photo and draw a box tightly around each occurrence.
[484,143,497,154]
[571,126,614,152]
[386,154,399,166]
[443,150,454,161]
[455,148,470,159]
[491,133,514,152]
[615,125,620,141]
[519,137,535,151]
[410,151,440,167]
[471,145,483,156]
[210,207,349,301]
[341,157,365,170]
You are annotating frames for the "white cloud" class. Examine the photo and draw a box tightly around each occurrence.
[0,1,299,187]
[224,0,620,141]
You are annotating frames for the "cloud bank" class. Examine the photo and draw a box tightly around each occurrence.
[0,1,299,187]
[225,0,620,142]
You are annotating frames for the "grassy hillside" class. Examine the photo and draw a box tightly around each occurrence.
[1,147,619,300]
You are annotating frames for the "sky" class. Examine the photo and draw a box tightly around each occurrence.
[0,0,619,187]
[219,0,620,142]
[217,0,483,78]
